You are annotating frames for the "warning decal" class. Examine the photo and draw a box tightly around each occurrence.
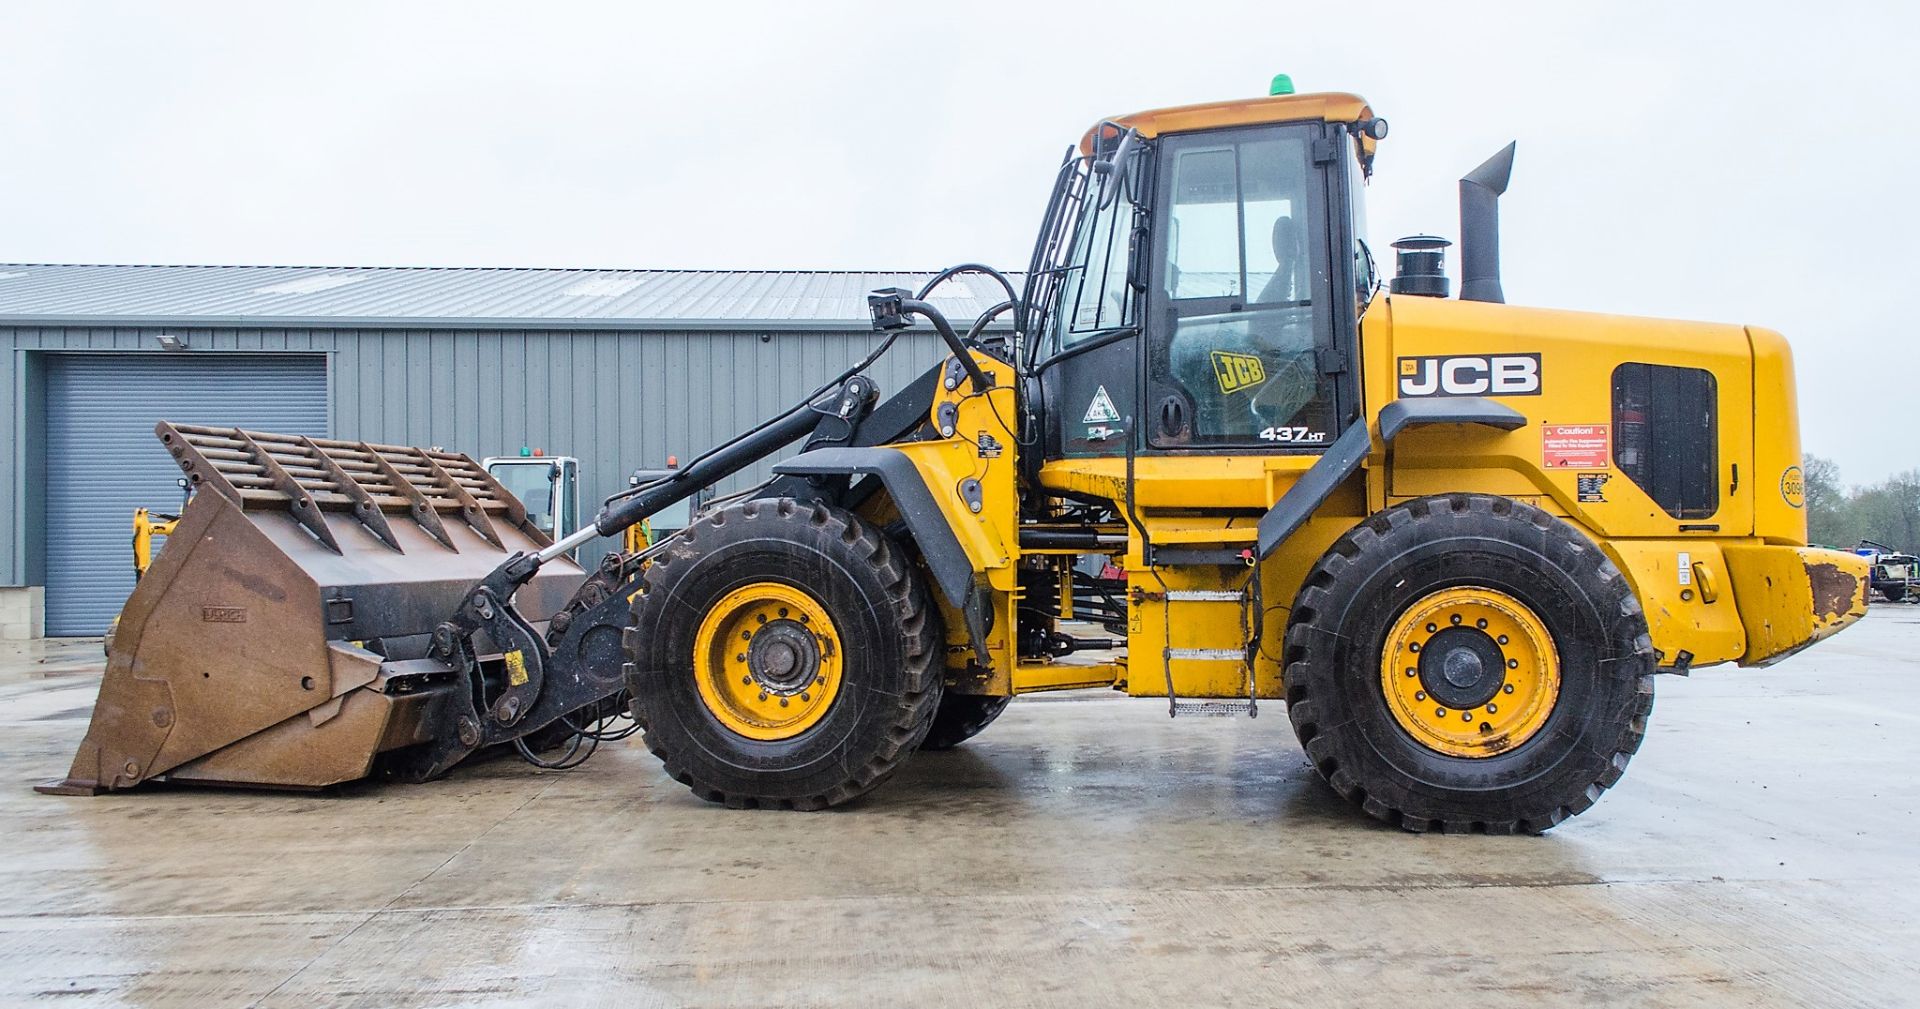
[1083,386,1120,424]
[1542,424,1610,469]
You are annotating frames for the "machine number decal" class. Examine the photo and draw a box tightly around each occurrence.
[1259,426,1327,444]
[1542,424,1610,468]
[1082,385,1121,424]
[1399,354,1541,397]
[504,649,529,687]
[1576,472,1610,503]
[1780,466,1805,509]
[1211,351,1267,394]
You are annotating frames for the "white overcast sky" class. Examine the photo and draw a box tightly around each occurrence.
[3,1,1914,482]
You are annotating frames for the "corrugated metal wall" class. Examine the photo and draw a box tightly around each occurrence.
[43,353,329,634]
[2,325,946,586]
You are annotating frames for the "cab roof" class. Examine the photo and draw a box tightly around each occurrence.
[1079,91,1373,154]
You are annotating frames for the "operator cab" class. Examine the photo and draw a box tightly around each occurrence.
[1025,89,1380,462]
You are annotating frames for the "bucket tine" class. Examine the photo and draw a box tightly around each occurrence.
[36,422,586,794]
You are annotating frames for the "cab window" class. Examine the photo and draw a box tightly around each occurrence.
[1049,156,1144,350]
[1147,125,1336,448]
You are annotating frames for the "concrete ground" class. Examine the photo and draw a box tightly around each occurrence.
[1,608,1916,1009]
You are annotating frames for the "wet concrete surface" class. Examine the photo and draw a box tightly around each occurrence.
[1,606,1916,1008]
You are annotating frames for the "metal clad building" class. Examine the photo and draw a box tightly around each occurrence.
[0,265,1001,636]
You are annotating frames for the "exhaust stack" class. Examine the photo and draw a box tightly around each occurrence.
[1458,142,1516,304]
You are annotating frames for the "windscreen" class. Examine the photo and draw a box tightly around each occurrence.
[489,461,558,533]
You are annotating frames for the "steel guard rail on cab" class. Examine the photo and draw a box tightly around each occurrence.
[1255,397,1528,559]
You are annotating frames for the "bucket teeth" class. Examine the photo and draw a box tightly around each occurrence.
[157,421,545,552]
[39,423,588,794]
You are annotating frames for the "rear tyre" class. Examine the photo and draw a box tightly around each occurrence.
[1881,584,1909,603]
[919,694,1011,751]
[623,498,941,809]
[1283,494,1655,834]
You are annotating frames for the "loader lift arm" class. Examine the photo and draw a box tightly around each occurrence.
[402,378,884,781]
[405,284,1012,780]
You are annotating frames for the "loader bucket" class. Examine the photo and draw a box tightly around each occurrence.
[37,423,584,794]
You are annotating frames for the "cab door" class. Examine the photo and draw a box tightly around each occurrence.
[1143,123,1353,453]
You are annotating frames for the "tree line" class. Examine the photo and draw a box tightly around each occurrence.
[1804,455,1920,554]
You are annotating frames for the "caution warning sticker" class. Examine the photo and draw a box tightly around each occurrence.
[1542,424,1610,469]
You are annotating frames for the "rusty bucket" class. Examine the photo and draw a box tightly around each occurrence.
[38,423,583,793]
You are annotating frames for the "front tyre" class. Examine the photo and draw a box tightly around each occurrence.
[623,499,942,809]
[1283,494,1655,834]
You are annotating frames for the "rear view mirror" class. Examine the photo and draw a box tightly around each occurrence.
[1094,127,1139,210]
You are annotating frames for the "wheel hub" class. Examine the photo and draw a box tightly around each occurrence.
[1379,586,1561,758]
[1419,626,1506,710]
[747,620,820,695]
[692,582,843,741]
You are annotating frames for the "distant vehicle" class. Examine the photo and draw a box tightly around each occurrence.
[481,450,713,556]
[1856,540,1918,602]
[483,451,581,548]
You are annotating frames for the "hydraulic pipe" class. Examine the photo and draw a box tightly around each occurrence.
[899,298,991,392]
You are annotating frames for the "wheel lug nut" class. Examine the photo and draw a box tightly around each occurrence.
[1409,642,1421,653]
[757,691,768,701]
[741,631,751,641]
[736,653,746,662]
[1450,614,1462,625]
[1405,668,1416,677]
[800,692,811,702]
[1497,635,1509,645]
[1503,684,1515,694]
[778,607,789,618]
[779,697,789,707]
[1461,712,1472,722]
[1426,623,1437,633]
[1415,691,1426,701]
[1487,703,1498,713]
[755,614,767,624]
[816,675,827,685]
[741,675,752,685]
[1507,658,1519,669]
[1435,707,1447,718]
[1477,619,1488,629]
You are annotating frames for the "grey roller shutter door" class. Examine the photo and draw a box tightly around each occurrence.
[44,353,328,635]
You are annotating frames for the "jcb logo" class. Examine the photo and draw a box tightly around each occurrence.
[1398,354,1541,397]
[1211,351,1266,394]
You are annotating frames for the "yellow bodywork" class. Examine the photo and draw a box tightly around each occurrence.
[863,90,1867,705]
[130,507,178,580]
[883,293,1867,701]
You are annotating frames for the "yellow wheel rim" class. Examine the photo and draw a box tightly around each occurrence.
[1379,586,1560,758]
[693,581,843,741]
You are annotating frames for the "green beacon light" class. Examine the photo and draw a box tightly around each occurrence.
[519,445,531,457]
[1269,74,1295,96]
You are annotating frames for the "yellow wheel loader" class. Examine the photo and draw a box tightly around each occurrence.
[43,82,1871,832]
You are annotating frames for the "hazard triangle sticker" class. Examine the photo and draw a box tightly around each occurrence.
[1082,386,1120,424]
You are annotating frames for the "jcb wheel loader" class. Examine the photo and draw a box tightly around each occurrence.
[44,83,1872,832]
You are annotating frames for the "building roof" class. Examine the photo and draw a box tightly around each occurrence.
[0,264,1022,331]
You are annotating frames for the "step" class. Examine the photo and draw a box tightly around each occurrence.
[1170,699,1257,718]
